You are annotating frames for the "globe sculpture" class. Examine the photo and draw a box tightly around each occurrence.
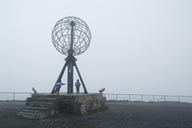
[52,16,91,56]
[17,17,106,119]
[51,16,91,94]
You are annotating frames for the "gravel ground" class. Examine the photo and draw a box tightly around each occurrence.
[0,101,192,128]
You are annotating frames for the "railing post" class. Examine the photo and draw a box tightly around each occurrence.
[153,95,155,102]
[129,94,131,101]
[178,96,180,102]
[116,94,118,101]
[141,94,143,101]
[13,92,15,101]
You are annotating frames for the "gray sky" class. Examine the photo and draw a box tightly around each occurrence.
[0,0,192,95]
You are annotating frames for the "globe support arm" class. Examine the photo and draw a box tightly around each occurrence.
[74,62,88,94]
[51,61,68,93]
[67,55,75,93]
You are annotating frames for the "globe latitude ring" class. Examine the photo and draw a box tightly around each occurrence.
[52,16,92,56]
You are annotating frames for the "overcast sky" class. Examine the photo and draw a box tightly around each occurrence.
[0,0,192,95]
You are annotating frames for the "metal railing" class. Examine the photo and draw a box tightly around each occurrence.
[0,92,192,103]
[104,93,192,103]
[0,92,32,101]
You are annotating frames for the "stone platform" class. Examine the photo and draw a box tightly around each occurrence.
[17,93,106,119]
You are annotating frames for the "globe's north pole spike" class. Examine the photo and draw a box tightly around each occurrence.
[70,21,75,54]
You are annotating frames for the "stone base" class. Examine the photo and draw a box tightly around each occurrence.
[17,93,106,119]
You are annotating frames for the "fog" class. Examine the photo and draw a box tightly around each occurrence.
[0,0,192,95]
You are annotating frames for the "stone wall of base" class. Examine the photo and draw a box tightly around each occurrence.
[58,93,106,114]
[17,93,106,119]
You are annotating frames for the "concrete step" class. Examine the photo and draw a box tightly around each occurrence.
[24,106,48,111]
[29,101,54,105]
[29,97,58,102]
[17,106,51,119]
[28,101,56,108]
[59,96,74,99]
[17,111,47,119]
[59,99,73,102]
[22,108,45,113]
[32,94,61,98]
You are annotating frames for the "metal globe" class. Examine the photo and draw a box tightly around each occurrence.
[52,16,91,56]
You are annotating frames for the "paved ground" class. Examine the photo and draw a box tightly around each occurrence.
[0,101,192,128]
